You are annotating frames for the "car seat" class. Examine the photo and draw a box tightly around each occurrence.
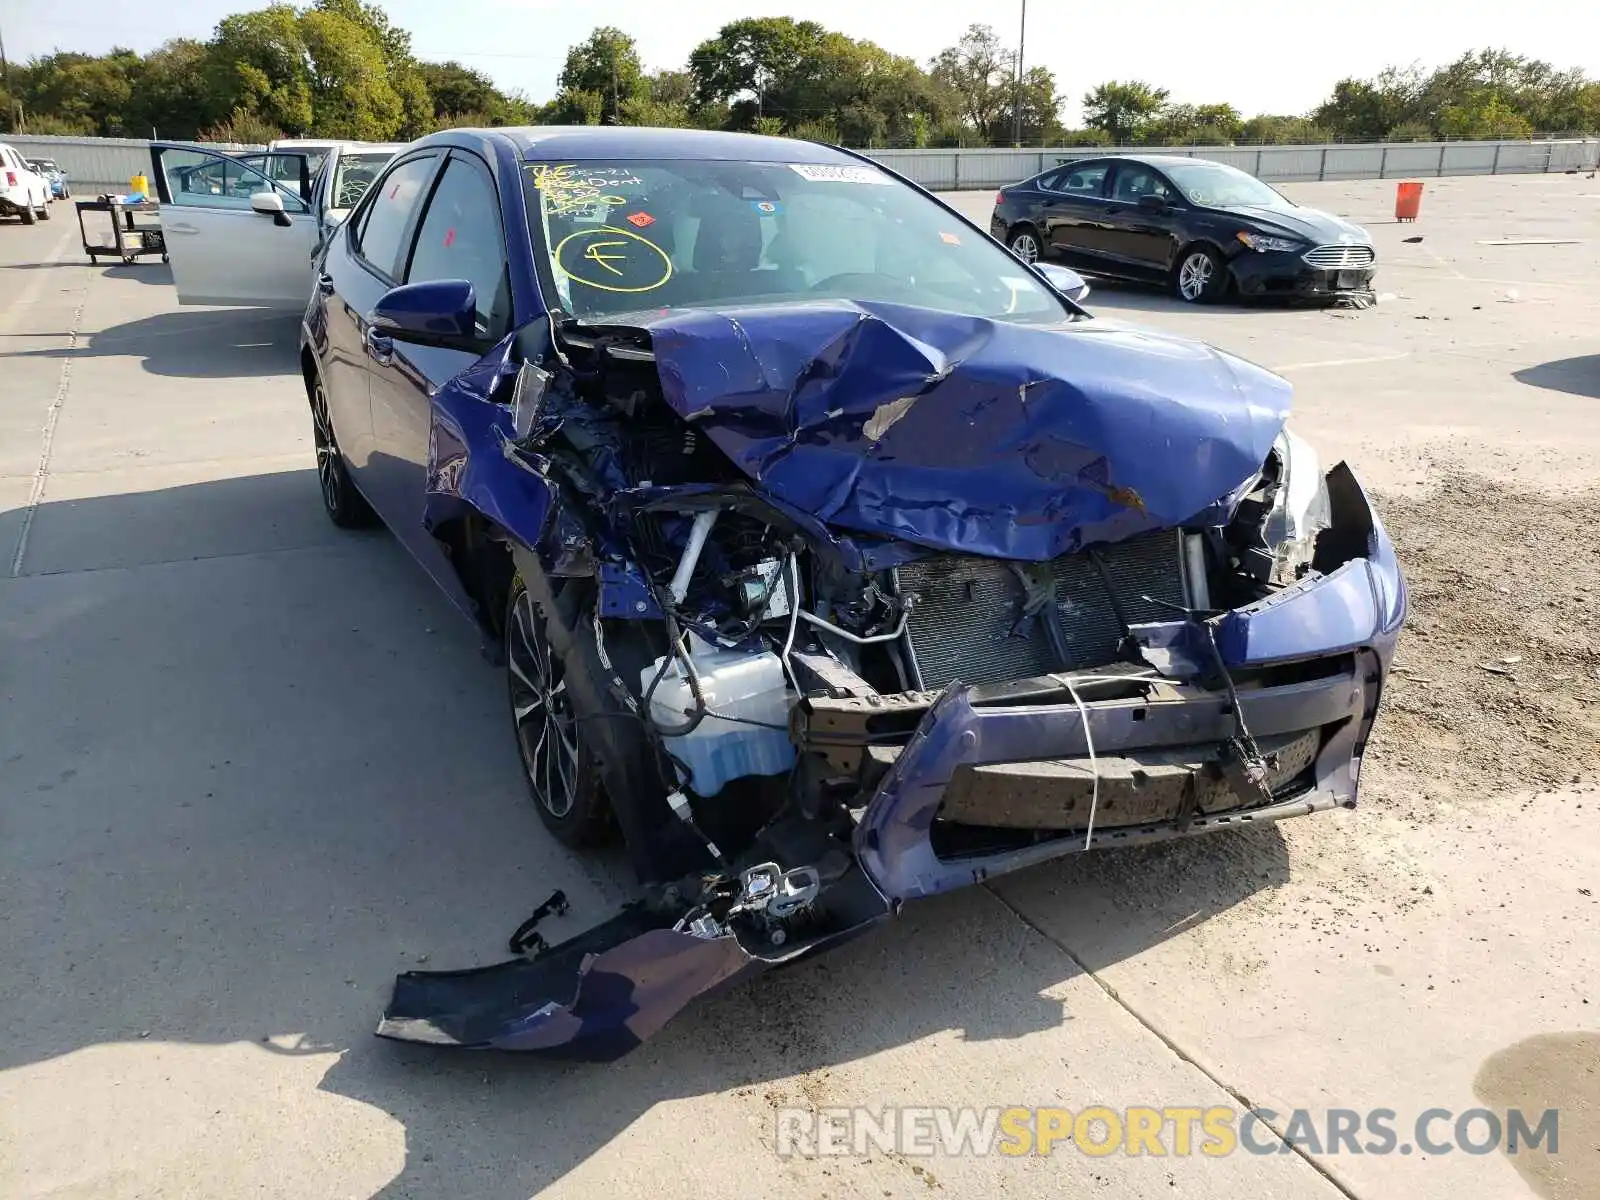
[684,194,803,305]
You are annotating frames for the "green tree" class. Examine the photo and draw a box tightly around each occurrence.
[619,96,691,128]
[989,66,1064,145]
[19,49,141,135]
[199,107,287,144]
[209,6,314,134]
[1082,80,1169,143]
[543,88,604,125]
[1239,114,1331,144]
[927,24,1011,141]
[419,61,500,119]
[1143,101,1243,145]
[126,39,225,137]
[1438,93,1534,139]
[1312,66,1426,140]
[299,6,403,139]
[689,17,826,115]
[559,27,644,122]
[645,69,695,107]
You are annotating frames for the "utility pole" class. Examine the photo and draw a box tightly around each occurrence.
[1013,0,1027,147]
[0,20,10,91]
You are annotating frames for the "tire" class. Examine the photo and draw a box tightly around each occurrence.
[61,186,71,199]
[38,202,50,220]
[308,369,375,528]
[506,575,613,848]
[1007,224,1042,265]
[1173,245,1227,303]
[20,203,35,226]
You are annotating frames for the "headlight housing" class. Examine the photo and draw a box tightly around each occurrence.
[1236,231,1303,254]
[1263,429,1331,584]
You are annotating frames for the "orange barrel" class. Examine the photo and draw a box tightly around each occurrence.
[1395,180,1423,221]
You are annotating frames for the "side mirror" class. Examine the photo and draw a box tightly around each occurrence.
[1137,194,1168,213]
[372,279,479,347]
[250,190,293,228]
[1034,262,1092,306]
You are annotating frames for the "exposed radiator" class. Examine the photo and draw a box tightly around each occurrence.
[896,531,1188,690]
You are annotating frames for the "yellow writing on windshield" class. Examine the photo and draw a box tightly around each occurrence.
[553,226,672,293]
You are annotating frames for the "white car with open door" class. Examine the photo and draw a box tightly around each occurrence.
[147,143,320,307]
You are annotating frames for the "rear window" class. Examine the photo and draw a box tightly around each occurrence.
[521,158,1066,325]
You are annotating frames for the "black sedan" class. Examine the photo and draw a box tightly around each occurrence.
[991,155,1376,303]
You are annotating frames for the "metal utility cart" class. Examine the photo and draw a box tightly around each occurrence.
[75,196,167,265]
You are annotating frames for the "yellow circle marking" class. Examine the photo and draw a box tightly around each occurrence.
[553,226,673,294]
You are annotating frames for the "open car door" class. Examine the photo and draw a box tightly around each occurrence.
[148,144,318,308]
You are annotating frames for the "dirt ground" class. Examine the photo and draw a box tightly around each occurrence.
[1371,473,1600,803]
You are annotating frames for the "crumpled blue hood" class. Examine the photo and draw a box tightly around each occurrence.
[635,300,1291,561]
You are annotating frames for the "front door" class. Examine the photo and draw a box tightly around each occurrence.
[1100,163,1184,272]
[148,144,318,307]
[366,150,513,587]
[321,150,442,523]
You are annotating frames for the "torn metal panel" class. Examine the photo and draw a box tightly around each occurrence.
[424,335,559,553]
[631,301,1292,560]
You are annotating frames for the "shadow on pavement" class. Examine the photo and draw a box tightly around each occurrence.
[0,261,174,287]
[3,308,300,378]
[1513,355,1600,399]
[0,470,1288,1198]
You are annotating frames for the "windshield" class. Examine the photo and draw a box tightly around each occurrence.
[1162,160,1292,209]
[521,158,1066,324]
[331,150,394,210]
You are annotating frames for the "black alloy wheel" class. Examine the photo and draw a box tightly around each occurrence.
[506,578,611,847]
[309,373,375,528]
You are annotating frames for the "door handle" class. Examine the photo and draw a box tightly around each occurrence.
[364,325,393,366]
[165,222,199,235]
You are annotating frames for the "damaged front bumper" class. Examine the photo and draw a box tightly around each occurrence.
[378,470,1403,1059]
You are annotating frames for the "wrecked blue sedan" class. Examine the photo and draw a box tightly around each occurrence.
[296,126,1404,1060]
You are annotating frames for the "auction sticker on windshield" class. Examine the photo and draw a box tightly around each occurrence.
[788,163,892,185]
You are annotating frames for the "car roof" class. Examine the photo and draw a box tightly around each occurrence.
[411,125,864,165]
[1060,153,1235,171]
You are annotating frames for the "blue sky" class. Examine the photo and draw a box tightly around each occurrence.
[8,0,1600,125]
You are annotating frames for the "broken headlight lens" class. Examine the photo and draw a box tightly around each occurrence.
[1262,429,1331,585]
[1236,231,1304,254]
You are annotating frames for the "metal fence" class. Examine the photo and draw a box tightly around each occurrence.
[868,138,1600,191]
[0,133,262,195]
[5,131,1597,197]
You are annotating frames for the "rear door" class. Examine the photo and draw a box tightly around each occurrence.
[366,149,512,578]
[148,144,318,307]
[1041,161,1114,263]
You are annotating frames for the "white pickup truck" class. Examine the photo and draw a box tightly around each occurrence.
[0,143,52,225]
